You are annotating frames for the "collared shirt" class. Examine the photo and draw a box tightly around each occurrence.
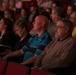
[21,31,51,61]
[34,35,76,70]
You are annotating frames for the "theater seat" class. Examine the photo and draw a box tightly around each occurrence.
[5,62,29,75]
[0,59,7,75]
[31,69,55,75]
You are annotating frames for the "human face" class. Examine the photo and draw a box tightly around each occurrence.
[51,9,57,22]
[55,21,67,39]
[69,14,76,25]
[30,6,36,12]
[33,17,42,31]
[0,19,6,32]
[4,11,11,18]
[2,3,8,11]
[9,0,14,7]
[52,3,56,8]
[21,9,26,16]
[14,26,26,38]
[67,6,72,15]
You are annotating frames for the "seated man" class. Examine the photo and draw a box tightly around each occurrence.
[32,18,76,72]
[3,15,51,66]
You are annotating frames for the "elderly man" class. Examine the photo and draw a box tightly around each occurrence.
[3,15,51,66]
[32,18,76,73]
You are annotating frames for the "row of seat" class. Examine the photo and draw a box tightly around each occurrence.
[0,58,55,75]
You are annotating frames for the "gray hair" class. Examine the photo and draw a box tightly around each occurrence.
[60,18,73,34]
[52,7,65,18]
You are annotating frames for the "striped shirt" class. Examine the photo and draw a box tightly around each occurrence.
[21,31,51,61]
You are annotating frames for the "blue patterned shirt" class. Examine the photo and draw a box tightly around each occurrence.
[21,31,51,61]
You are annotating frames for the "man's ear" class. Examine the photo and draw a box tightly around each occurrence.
[4,24,7,28]
[41,21,45,27]
[65,27,69,33]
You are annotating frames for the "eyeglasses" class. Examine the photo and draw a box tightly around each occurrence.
[55,26,66,29]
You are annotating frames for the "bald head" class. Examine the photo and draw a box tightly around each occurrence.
[36,15,49,26]
[33,15,49,31]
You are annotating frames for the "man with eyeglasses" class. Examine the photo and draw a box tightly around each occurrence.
[32,18,76,74]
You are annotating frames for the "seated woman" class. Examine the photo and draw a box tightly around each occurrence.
[7,19,31,63]
[14,19,31,51]
[0,18,18,57]
[4,9,15,24]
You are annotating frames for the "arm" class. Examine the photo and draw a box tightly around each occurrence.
[2,49,24,60]
[34,51,46,67]
[21,54,38,65]
[32,41,53,69]
[20,40,47,66]
[21,34,51,66]
[40,41,76,70]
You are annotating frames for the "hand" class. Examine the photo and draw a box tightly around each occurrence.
[31,66,38,70]
[2,55,8,60]
[38,67,42,70]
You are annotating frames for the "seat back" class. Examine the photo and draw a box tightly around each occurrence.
[5,62,29,75]
[31,69,55,75]
[0,59,7,75]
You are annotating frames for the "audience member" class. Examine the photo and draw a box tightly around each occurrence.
[32,18,76,74]
[29,11,51,36]
[51,1,61,9]
[48,7,65,39]
[45,8,52,22]
[4,9,15,23]
[9,0,15,11]
[3,15,51,67]
[69,11,76,39]
[14,20,31,51]
[28,3,39,23]
[27,3,39,31]
[0,2,9,11]
[66,5,76,18]
[15,0,23,15]
[40,0,53,9]
[7,20,31,63]
[36,0,44,8]
[18,8,28,21]
[0,18,18,57]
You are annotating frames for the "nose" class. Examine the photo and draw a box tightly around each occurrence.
[33,21,34,24]
[50,14,52,17]
[54,27,57,31]
[33,21,35,25]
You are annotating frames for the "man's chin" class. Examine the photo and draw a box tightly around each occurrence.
[55,35,60,39]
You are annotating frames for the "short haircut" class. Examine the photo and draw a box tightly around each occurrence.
[60,18,73,34]
[13,20,28,32]
[2,18,13,32]
[52,7,65,18]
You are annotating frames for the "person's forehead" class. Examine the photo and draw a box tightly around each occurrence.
[35,16,41,20]
[57,21,64,26]
[52,9,57,14]
[70,14,76,18]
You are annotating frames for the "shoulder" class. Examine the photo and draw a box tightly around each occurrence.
[61,36,75,48]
